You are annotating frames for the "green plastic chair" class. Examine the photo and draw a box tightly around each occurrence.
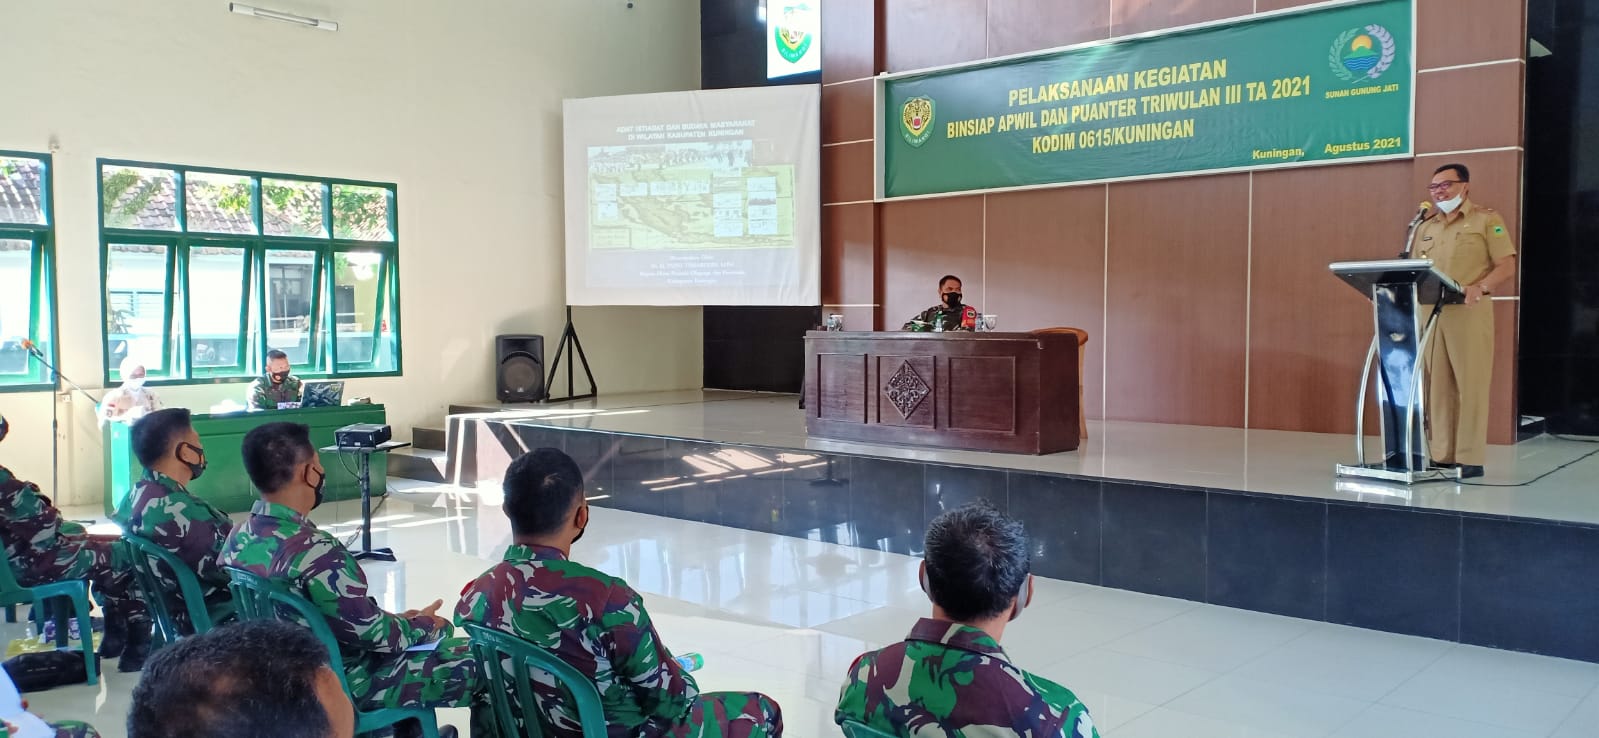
[123,534,233,648]
[463,623,607,738]
[226,568,440,738]
[840,720,899,738]
[0,555,98,686]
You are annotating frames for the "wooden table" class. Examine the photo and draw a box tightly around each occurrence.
[803,331,1079,455]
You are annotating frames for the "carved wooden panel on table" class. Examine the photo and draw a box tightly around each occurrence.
[877,354,937,428]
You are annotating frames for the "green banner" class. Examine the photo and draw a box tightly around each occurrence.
[881,0,1413,199]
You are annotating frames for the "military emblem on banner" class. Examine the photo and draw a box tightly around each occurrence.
[900,96,935,147]
[1330,24,1397,83]
[774,4,814,64]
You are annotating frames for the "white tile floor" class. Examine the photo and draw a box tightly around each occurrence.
[24,489,1599,737]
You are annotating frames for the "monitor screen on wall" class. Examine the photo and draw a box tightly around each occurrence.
[766,2,820,80]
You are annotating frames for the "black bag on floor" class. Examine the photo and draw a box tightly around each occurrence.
[3,650,96,691]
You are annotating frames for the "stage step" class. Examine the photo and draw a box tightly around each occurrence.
[385,447,447,484]
[447,401,543,416]
[1519,414,1548,442]
[412,426,446,452]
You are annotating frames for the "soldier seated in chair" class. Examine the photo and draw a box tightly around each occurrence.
[456,447,784,738]
[835,502,1099,737]
[0,414,151,671]
[116,408,235,630]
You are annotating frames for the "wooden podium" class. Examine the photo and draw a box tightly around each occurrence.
[803,331,1079,455]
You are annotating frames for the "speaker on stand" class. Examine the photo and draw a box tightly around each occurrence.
[495,334,545,403]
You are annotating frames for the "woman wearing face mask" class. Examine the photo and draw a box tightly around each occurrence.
[99,358,163,428]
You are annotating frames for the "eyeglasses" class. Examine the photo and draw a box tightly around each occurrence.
[1427,180,1462,192]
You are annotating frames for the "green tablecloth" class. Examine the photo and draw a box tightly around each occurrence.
[103,404,388,515]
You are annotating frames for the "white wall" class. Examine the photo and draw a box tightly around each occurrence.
[0,0,705,505]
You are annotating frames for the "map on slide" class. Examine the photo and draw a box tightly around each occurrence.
[588,140,795,250]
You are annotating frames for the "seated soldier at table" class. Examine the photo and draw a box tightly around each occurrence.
[98,357,162,428]
[903,275,979,332]
[0,414,152,671]
[116,408,234,628]
[246,349,304,410]
[219,421,478,738]
[836,501,1098,737]
[456,447,783,738]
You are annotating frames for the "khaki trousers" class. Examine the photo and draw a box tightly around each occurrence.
[1424,301,1495,466]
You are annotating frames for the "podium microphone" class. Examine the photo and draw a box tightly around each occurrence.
[1408,201,1433,227]
[1400,202,1433,258]
[19,339,44,358]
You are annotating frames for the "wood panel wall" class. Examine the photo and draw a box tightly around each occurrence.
[819,0,1527,441]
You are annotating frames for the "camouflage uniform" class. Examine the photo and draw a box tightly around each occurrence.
[245,374,303,410]
[835,618,1099,738]
[456,544,783,738]
[50,721,102,738]
[218,500,479,711]
[114,472,234,624]
[902,305,978,332]
[0,465,144,622]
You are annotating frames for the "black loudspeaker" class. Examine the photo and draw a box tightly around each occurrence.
[495,334,545,403]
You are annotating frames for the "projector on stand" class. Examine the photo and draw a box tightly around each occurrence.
[335,423,392,449]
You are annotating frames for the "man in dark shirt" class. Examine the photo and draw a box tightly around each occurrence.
[903,275,979,331]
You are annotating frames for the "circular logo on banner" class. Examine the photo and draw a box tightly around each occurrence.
[900,96,935,148]
[774,5,814,64]
[1330,24,1397,83]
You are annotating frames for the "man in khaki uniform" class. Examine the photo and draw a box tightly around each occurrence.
[1415,163,1517,478]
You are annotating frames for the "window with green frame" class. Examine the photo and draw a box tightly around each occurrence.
[98,160,400,385]
[0,151,57,392]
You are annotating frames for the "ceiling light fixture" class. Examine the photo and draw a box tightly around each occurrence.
[229,3,338,31]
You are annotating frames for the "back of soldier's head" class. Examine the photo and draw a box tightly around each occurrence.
[128,619,353,738]
[503,447,585,536]
[924,501,1030,621]
[132,408,193,468]
[242,422,315,495]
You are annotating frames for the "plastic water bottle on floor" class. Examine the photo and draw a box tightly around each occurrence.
[674,652,704,673]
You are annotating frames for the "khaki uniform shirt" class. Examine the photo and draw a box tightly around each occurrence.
[1414,199,1517,289]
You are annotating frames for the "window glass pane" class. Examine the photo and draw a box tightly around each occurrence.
[0,240,35,377]
[189,247,247,372]
[185,172,256,235]
[265,250,317,366]
[263,178,327,238]
[0,157,47,225]
[333,251,395,370]
[332,185,392,241]
[102,166,179,231]
[105,243,170,377]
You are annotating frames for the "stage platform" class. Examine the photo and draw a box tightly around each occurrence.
[440,390,1599,663]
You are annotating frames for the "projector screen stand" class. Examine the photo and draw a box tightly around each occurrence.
[544,305,597,403]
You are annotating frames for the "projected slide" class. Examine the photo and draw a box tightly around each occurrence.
[564,86,820,306]
[587,141,794,249]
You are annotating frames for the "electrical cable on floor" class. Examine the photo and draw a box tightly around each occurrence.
[1553,434,1599,444]
[1456,445,1599,488]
